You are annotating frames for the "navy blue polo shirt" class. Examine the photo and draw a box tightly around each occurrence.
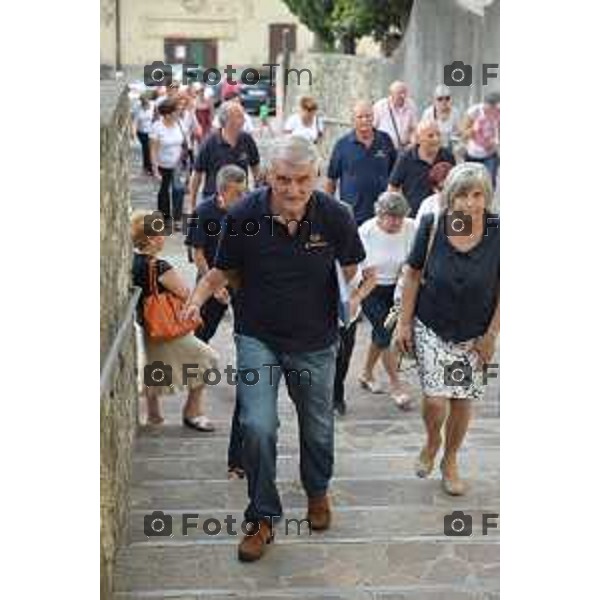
[184,194,226,268]
[327,129,397,225]
[214,187,366,353]
[194,130,260,196]
[389,146,455,217]
[408,212,500,342]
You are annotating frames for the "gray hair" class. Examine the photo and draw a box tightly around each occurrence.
[440,163,494,211]
[216,164,247,194]
[374,191,410,218]
[265,134,319,171]
[216,100,241,127]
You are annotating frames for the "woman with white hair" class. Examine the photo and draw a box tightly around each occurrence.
[421,84,461,152]
[396,163,499,496]
[358,190,416,408]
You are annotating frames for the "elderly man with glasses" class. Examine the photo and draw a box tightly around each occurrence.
[183,135,366,562]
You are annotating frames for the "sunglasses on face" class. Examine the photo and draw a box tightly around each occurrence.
[437,96,451,101]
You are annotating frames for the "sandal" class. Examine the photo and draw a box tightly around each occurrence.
[415,447,435,478]
[359,376,384,394]
[146,415,164,426]
[440,456,467,496]
[392,392,413,411]
[183,415,215,432]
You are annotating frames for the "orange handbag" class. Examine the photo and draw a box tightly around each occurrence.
[142,259,202,342]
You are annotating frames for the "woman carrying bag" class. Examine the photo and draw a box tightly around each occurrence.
[396,163,499,496]
[131,210,218,431]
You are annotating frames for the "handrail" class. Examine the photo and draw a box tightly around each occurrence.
[100,287,142,397]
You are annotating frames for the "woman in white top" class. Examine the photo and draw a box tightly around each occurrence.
[133,96,155,174]
[422,85,461,153]
[283,96,323,144]
[149,98,185,226]
[176,94,200,169]
[358,191,416,408]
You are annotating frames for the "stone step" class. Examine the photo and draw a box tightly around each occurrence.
[130,477,499,512]
[114,539,499,596]
[127,505,499,545]
[133,431,500,460]
[132,448,500,483]
[115,588,499,600]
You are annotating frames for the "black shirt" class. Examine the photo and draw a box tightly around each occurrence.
[214,187,366,352]
[388,145,456,216]
[131,253,173,323]
[194,130,260,196]
[408,212,499,342]
[184,194,226,268]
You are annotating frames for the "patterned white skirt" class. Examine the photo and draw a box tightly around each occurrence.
[413,318,486,401]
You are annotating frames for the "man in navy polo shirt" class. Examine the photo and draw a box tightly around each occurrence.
[388,119,455,217]
[185,164,248,480]
[185,164,247,342]
[325,100,397,225]
[183,136,365,562]
[187,101,261,208]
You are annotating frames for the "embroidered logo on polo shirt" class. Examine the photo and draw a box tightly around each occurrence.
[374,149,388,158]
[304,233,329,250]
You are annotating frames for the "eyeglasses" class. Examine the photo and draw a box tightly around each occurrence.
[437,96,451,101]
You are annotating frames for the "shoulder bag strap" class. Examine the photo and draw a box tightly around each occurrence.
[147,257,159,296]
[420,214,439,285]
[387,101,402,148]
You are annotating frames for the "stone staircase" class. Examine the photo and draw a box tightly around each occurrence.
[115,169,500,600]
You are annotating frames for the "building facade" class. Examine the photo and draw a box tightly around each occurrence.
[102,0,317,71]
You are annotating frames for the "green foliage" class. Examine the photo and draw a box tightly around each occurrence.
[282,0,413,54]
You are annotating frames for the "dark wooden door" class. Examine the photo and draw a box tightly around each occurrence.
[269,24,297,64]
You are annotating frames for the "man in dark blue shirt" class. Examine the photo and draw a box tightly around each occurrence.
[185,164,247,342]
[184,136,365,562]
[388,119,455,216]
[185,164,247,478]
[325,101,397,225]
[188,101,260,206]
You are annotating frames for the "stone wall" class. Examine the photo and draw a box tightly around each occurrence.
[281,0,500,162]
[100,81,138,600]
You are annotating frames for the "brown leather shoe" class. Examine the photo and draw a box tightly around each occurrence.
[238,519,273,562]
[307,494,331,531]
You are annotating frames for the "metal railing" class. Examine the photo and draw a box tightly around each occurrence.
[100,287,141,397]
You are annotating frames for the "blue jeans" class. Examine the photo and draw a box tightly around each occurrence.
[234,334,337,522]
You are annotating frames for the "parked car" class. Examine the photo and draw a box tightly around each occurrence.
[238,68,276,114]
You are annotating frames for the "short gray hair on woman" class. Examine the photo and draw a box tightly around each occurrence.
[216,164,247,194]
[440,162,494,211]
[265,134,319,171]
[374,190,410,218]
